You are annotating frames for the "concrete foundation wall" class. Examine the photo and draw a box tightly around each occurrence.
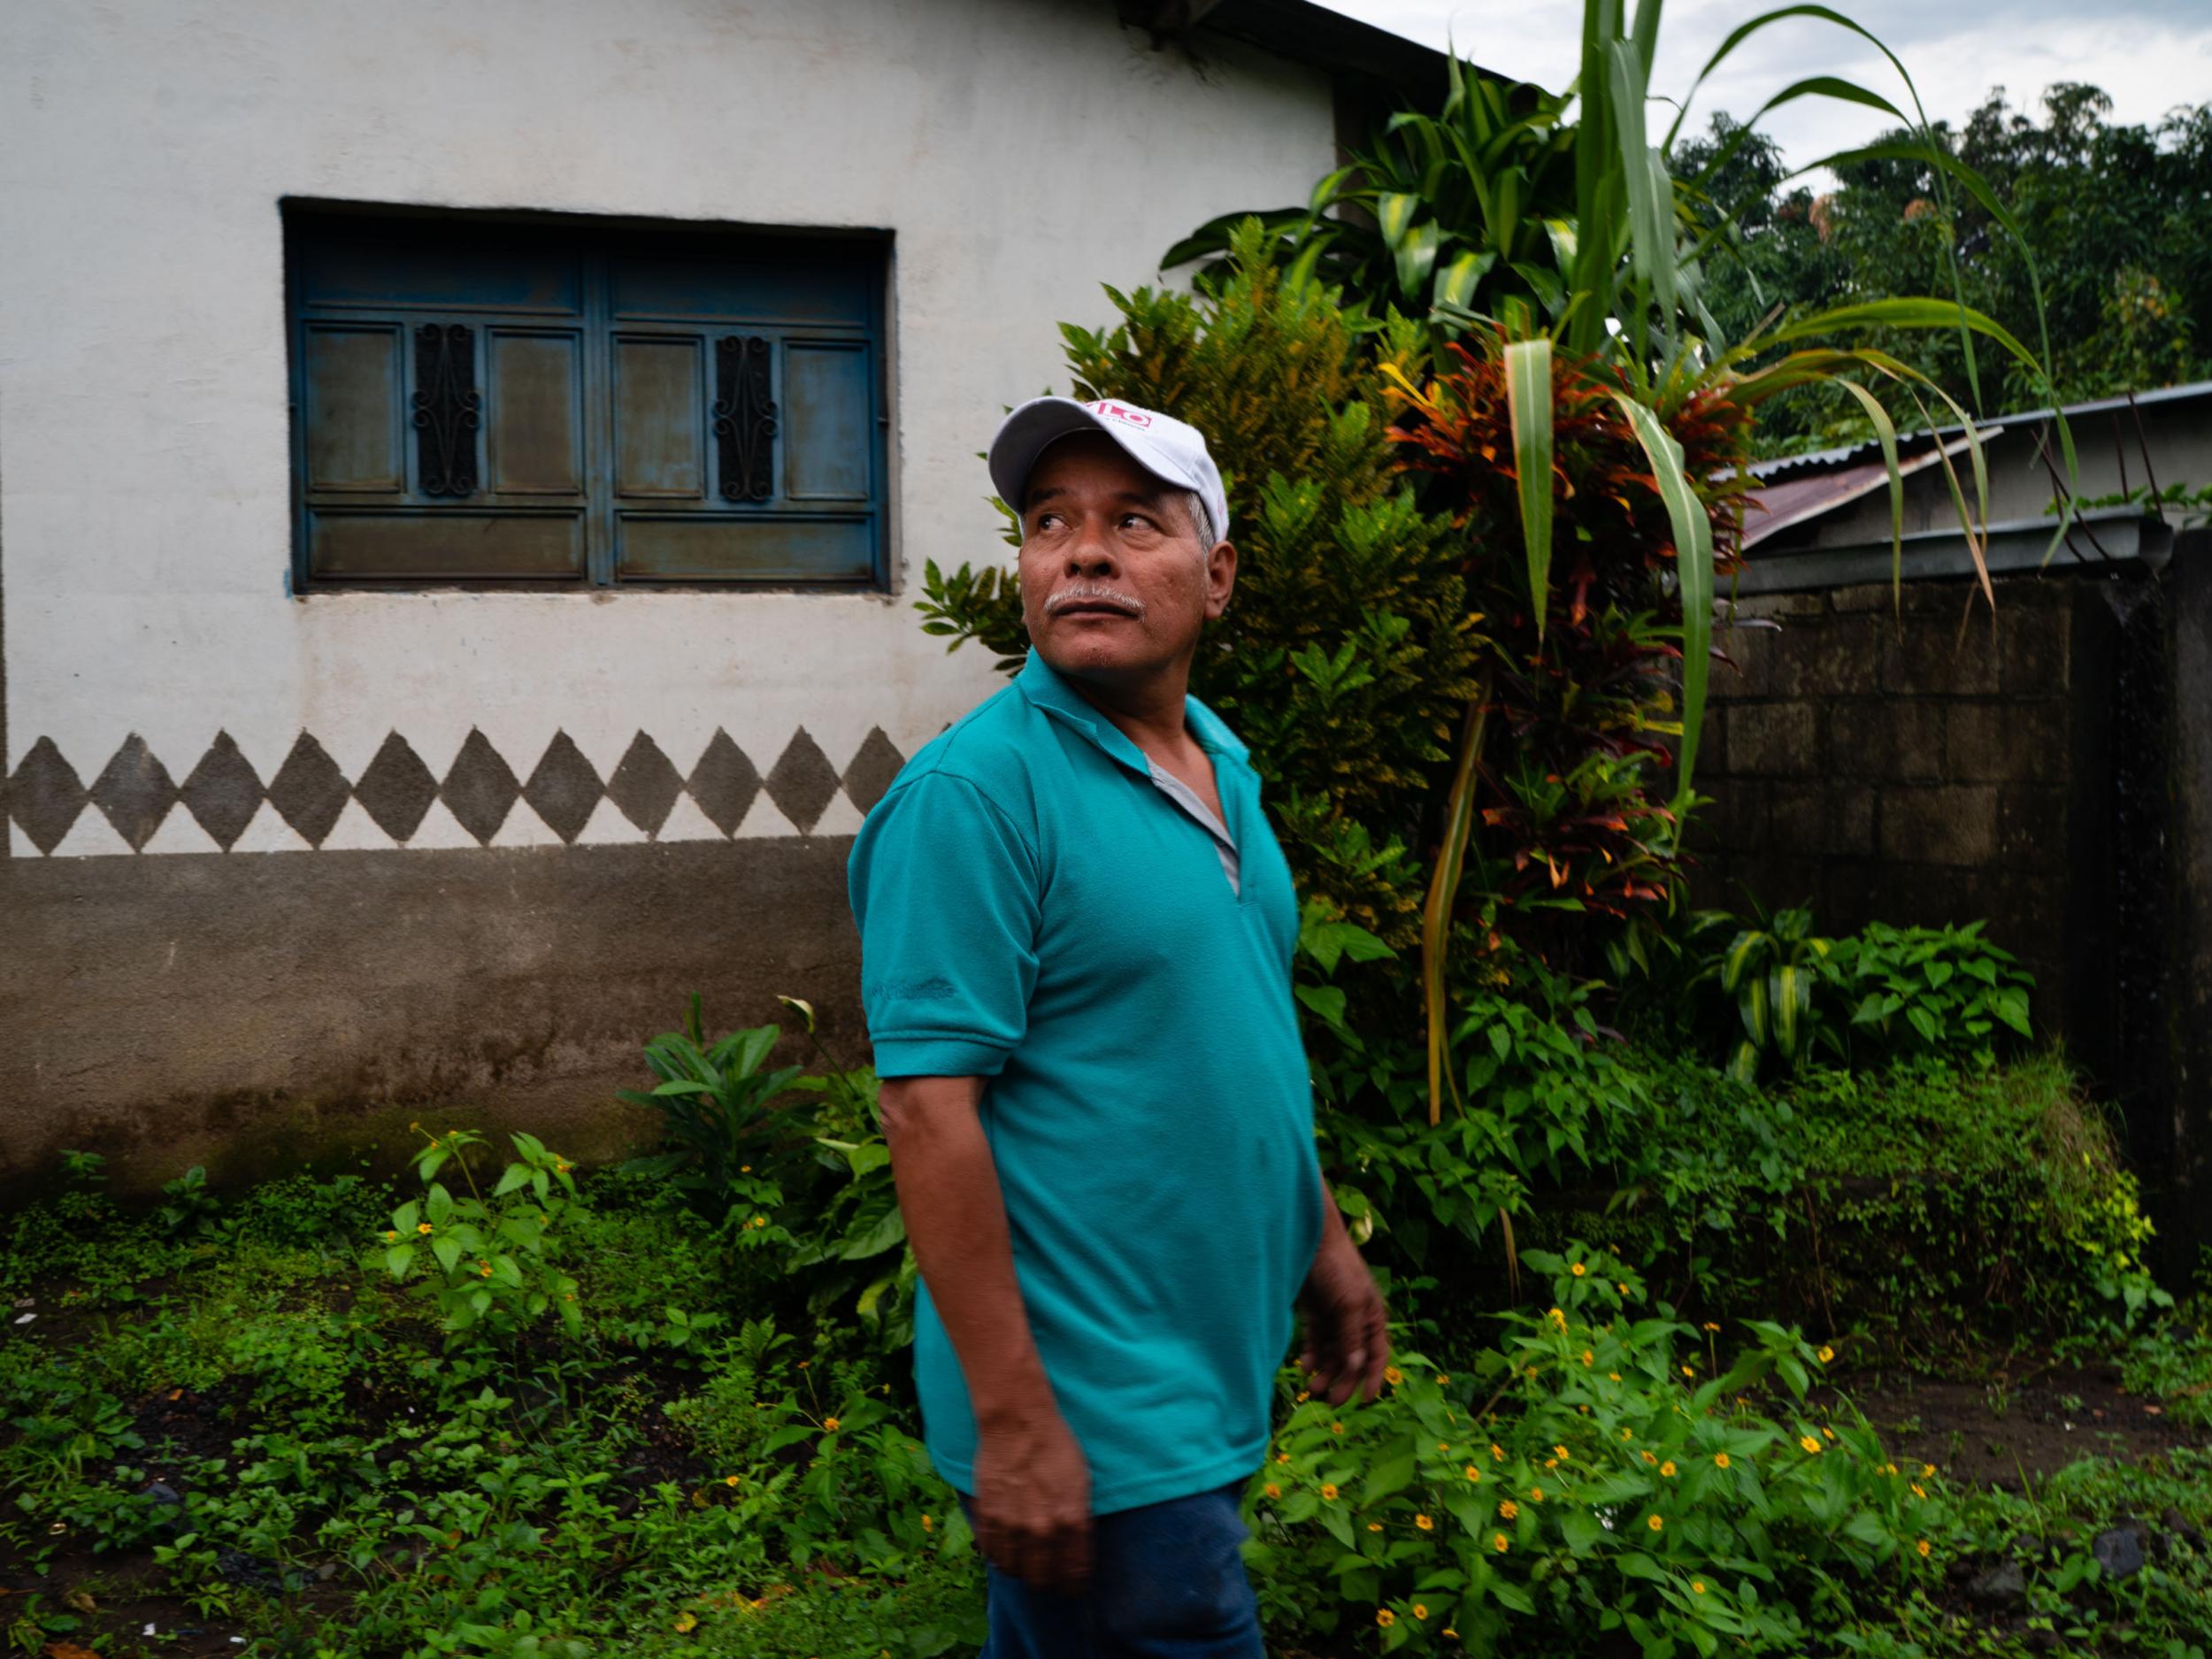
[0,0,1341,1188]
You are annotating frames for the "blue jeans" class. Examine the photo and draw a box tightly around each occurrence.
[957,1479,1264,1658]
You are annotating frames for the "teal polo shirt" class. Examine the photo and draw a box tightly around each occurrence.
[846,651,1325,1515]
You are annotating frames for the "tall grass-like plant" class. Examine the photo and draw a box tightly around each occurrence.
[1177,1,2078,1122]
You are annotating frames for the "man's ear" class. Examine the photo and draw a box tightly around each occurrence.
[1204,540,1237,619]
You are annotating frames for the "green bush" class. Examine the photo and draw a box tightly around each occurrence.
[1246,1244,1945,1653]
[1548,1056,2172,1356]
[367,1126,584,1346]
[1637,904,2038,1082]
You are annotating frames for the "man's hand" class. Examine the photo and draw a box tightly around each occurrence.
[972,1405,1094,1592]
[1298,1185,1390,1406]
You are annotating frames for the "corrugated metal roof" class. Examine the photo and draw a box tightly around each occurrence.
[1742,433,1990,548]
[1747,378,2212,480]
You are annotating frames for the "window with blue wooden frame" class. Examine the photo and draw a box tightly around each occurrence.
[285,205,890,588]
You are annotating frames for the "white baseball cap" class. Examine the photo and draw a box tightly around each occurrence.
[989,396,1230,547]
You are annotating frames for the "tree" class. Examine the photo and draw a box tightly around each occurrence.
[1681,85,2212,452]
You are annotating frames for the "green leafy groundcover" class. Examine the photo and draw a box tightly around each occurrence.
[4,1114,2208,1659]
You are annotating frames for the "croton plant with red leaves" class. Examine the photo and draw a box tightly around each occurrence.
[1390,335,1754,961]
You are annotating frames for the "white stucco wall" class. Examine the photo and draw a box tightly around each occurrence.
[0,0,1337,856]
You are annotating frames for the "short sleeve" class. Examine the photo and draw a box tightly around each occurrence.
[846,769,1042,1078]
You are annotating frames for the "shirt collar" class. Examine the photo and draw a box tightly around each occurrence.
[1015,650,1250,776]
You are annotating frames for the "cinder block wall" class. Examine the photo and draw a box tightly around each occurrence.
[1686,572,2134,1063]
[1686,562,2212,1278]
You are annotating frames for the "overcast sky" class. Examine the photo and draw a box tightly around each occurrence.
[1312,0,2212,180]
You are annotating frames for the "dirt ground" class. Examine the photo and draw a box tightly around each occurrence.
[1828,1356,2211,1490]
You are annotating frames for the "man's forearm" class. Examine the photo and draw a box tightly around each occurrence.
[878,1074,1056,1427]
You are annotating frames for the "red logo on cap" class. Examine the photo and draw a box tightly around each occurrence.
[1090,401,1153,429]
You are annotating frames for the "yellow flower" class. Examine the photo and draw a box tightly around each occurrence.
[1609,1371,1623,1382]
[1545,1456,1558,1469]
[1295,1390,1310,1403]
[672,1612,698,1633]
[1367,1521,1383,1532]
[1715,1452,1732,1469]
[1528,1486,1544,1502]
[1276,1452,1291,1464]
[417,1222,434,1234]
[1377,1609,1396,1628]
[1922,1463,1937,1479]
[921,1513,933,1530]
[1801,1436,1823,1455]
[1436,1374,1449,1386]
[1443,1629,1459,1640]
[1415,1513,1433,1532]
[1464,1464,1481,1481]
[1620,1428,1634,1440]
[1571,1263,1586,1277]
[1548,1307,1568,1328]
[1692,1579,1707,1594]
[1661,1461,1678,1477]
[1916,1539,1932,1558]
[1817,1345,1835,1363]
[1492,1532,1509,1553]
[1821,1426,1835,1441]
[1438,1441,1451,1452]
[1491,1443,1505,1461]
[1702,1321,1721,1332]
[823,1417,840,1432]
[1910,1482,1926,1499]
[1384,1365,1404,1386]
[1330,1421,1344,1436]
[1413,1603,1430,1620]
[1882,1462,1899,1476]
[1321,1484,1339,1501]
[1582,1349,1595,1366]
[1617,1281,1630,1294]
[383,1229,398,1241]
[1554,1444,1570,1461]
[1264,1483,1281,1499]
[479,1262,493,1278]
[1642,1450,1657,1465]
[724,1475,741,1487]
[1498,1499,1518,1520]
[1681,1363,1696,1378]
[1647,1514,1665,1532]
[1525,1366,1539,1379]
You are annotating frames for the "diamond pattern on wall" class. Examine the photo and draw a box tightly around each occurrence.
[524,733,604,844]
[687,730,762,836]
[353,733,441,841]
[178,732,264,851]
[606,734,684,834]
[442,730,521,844]
[8,724,905,857]
[90,735,180,850]
[841,726,907,815]
[267,734,352,846]
[764,728,841,833]
[8,737,89,854]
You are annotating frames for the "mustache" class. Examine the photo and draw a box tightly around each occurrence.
[1044,583,1146,617]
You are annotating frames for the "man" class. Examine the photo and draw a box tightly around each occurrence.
[847,396,1388,1656]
